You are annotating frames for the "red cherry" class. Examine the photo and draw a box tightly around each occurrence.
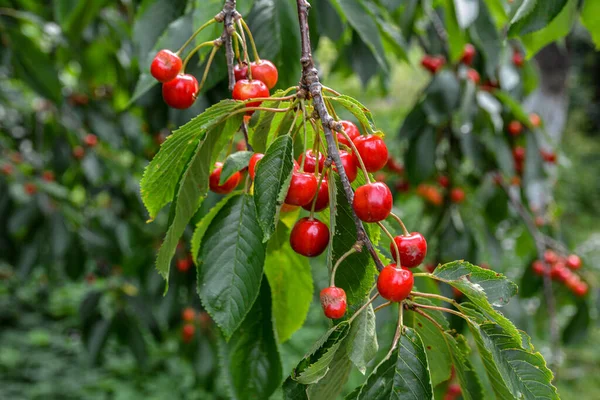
[297,150,325,173]
[566,254,582,270]
[377,264,414,302]
[182,307,196,322]
[421,55,446,73]
[162,74,199,109]
[1,164,14,176]
[338,120,361,146]
[84,134,98,148]
[352,182,393,222]
[448,383,462,396]
[73,146,85,160]
[320,286,347,319]
[290,217,330,257]
[513,51,524,67]
[182,323,196,343]
[531,260,546,276]
[461,44,476,65]
[390,232,428,268]
[232,79,270,111]
[550,262,570,282]
[386,157,404,174]
[466,68,480,84]
[512,146,525,163]
[248,153,264,180]
[544,250,558,264]
[177,257,192,272]
[352,134,388,172]
[24,182,37,195]
[450,188,465,204]
[250,59,278,89]
[150,49,183,83]
[234,63,248,81]
[572,281,589,297]
[209,162,241,194]
[507,120,523,136]
[395,179,410,193]
[42,170,55,182]
[529,113,542,127]
[333,151,358,182]
[285,172,318,206]
[540,149,556,163]
[438,175,450,188]
[302,177,329,212]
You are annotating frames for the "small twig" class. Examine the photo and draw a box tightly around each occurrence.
[177,18,217,55]
[384,305,404,360]
[240,121,253,152]
[389,212,410,237]
[221,0,237,91]
[331,246,358,287]
[378,222,400,265]
[348,292,379,324]
[410,291,458,307]
[374,301,392,313]
[410,301,469,321]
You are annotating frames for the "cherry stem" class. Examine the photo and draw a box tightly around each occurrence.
[309,169,327,218]
[378,222,400,266]
[373,301,392,313]
[197,45,220,93]
[229,106,291,118]
[338,127,371,183]
[240,120,253,152]
[331,246,357,287]
[239,18,260,62]
[389,212,410,237]
[412,272,431,277]
[233,30,252,79]
[181,41,217,73]
[348,292,379,324]
[300,101,308,172]
[177,18,217,55]
[232,31,241,63]
[410,291,458,307]
[322,86,341,96]
[384,304,404,361]
[410,302,469,322]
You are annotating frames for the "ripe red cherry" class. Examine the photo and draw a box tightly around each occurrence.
[438,175,450,188]
[421,55,446,74]
[513,51,524,67]
[290,217,330,257]
[377,264,414,302]
[390,232,428,268]
[512,146,525,163]
[531,260,546,276]
[334,150,358,182]
[177,257,192,272]
[572,281,589,297]
[302,177,329,212]
[162,74,199,109]
[338,120,360,147]
[84,134,98,147]
[73,146,85,159]
[182,323,196,343]
[150,49,182,83]
[232,79,270,110]
[2,164,14,176]
[248,153,264,180]
[550,262,570,282]
[320,286,347,319]
[448,383,462,396]
[507,120,523,136]
[352,134,388,172]
[450,188,465,204]
[566,254,582,270]
[353,182,393,222]
[466,68,480,84]
[540,149,556,163]
[529,113,542,127]
[285,172,318,206]
[461,44,476,65]
[234,63,248,81]
[250,59,278,89]
[544,249,558,264]
[386,157,404,174]
[42,170,55,182]
[182,307,196,322]
[209,162,241,194]
[297,150,324,173]
[24,182,37,195]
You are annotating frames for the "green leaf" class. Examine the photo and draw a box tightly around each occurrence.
[562,299,591,345]
[581,0,600,49]
[292,322,351,385]
[328,95,377,134]
[398,103,427,141]
[444,0,468,62]
[423,70,461,125]
[283,377,308,400]
[333,0,389,73]
[307,339,354,399]
[454,0,479,29]
[254,135,294,241]
[219,280,282,400]
[470,0,502,77]
[520,0,577,57]
[445,333,485,400]
[141,100,244,219]
[483,0,508,27]
[248,94,290,153]
[400,0,420,42]
[508,0,569,37]
[346,303,378,374]
[191,192,239,263]
[220,151,253,185]
[264,240,313,343]
[493,90,533,128]
[192,0,223,51]
[349,327,434,399]
[198,194,267,339]
[87,319,112,365]
[154,114,243,281]
[405,127,436,185]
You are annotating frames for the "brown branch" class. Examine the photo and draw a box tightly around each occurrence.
[220,0,237,91]
[295,0,385,272]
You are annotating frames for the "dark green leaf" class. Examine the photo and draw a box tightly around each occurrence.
[470,0,501,77]
[220,151,253,185]
[520,0,577,57]
[444,0,468,62]
[398,103,427,141]
[562,299,591,345]
[508,0,569,37]
[283,377,309,400]
[445,333,485,400]
[346,303,378,374]
[405,127,436,185]
[198,194,267,339]
[423,70,461,125]
[400,0,420,42]
[87,319,112,365]
[307,338,354,399]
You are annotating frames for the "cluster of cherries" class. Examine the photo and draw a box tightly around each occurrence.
[180,307,211,343]
[531,250,588,297]
[421,44,480,84]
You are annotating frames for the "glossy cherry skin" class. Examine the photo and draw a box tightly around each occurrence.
[377,264,414,302]
[421,55,446,74]
[352,134,388,172]
[507,120,523,136]
[250,60,278,89]
[209,162,241,194]
[540,149,556,163]
[151,49,182,83]
[550,262,570,282]
[513,146,525,163]
[302,177,329,212]
[84,134,98,148]
[390,232,428,268]
[338,120,360,147]
[450,188,465,204]
[544,249,559,264]
[334,151,358,182]
[234,63,248,81]
[352,182,393,222]
[297,150,325,173]
[248,153,264,180]
[438,175,450,188]
[466,68,480,84]
[461,44,476,65]
[531,260,546,276]
[290,217,330,257]
[320,286,347,319]
[285,172,318,206]
[162,74,199,109]
[232,79,270,109]
[566,254,582,270]
[572,281,589,297]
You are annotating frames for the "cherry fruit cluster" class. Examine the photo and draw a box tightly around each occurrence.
[532,250,588,297]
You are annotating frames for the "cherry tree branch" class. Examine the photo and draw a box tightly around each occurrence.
[218,0,238,91]
[295,0,384,272]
